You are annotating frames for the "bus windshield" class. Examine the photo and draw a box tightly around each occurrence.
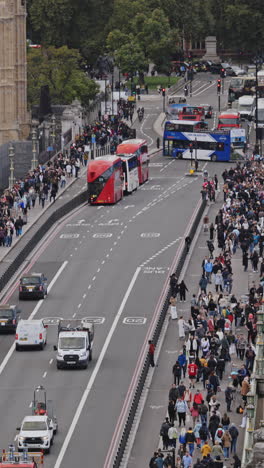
[219,118,239,125]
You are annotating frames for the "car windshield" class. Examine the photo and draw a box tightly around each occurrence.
[239,104,252,111]
[230,78,243,87]
[22,421,47,431]
[21,277,40,285]
[0,310,13,318]
[219,118,239,125]
[59,337,85,349]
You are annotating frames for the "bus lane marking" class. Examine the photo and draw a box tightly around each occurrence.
[53,267,141,468]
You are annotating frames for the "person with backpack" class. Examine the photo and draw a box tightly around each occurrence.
[186,427,196,456]
[160,417,171,450]
[214,425,224,445]
[221,429,232,459]
[199,401,209,425]
[199,422,210,447]
[229,423,239,454]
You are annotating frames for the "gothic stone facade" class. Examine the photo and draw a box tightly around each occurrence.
[0,0,30,145]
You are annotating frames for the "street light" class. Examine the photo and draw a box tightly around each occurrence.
[8,143,15,190]
[50,114,56,149]
[31,125,38,170]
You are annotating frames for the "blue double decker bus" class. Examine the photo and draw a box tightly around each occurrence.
[163,120,231,162]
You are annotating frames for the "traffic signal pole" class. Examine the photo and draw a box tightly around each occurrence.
[162,88,166,112]
[217,79,221,112]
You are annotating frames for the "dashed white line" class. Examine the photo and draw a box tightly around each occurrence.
[92,276,96,281]
[78,304,81,309]
[42,371,47,378]
[88,285,91,290]
[72,313,77,318]
[97,268,101,273]
[83,293,87,298]
[49,359,53,365]
[101,260,105,264]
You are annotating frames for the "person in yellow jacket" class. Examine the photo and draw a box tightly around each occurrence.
[201,441,212,458]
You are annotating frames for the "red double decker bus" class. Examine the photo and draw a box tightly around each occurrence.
[178,106,205,122]
[116,138,149,184]
[87,156,123,205]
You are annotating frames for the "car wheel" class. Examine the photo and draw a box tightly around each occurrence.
[211,154,217,162]
[16,344,20,351]
[89,350,92,361]
[57,363,62,370]
[45,447,50,454]
[82,362,88,369]
[39,342,44,350]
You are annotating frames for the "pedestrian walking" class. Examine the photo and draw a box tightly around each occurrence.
[173,361,182,386]
[148,340,155,367]
[179,280,188,302]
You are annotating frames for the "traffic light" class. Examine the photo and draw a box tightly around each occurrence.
[217,79,221,93]
[162,88,166,97]
[189,143,193,153]
[220,68,226,78]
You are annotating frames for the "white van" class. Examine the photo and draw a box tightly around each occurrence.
[238,95,255,120]
[15,319,47,350]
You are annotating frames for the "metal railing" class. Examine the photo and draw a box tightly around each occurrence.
[241,307,264,466]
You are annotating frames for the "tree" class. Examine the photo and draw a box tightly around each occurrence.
[27,46,99,108]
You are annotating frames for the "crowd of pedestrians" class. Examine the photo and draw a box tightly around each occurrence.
[149,160,264,468]
[0,113,135,249]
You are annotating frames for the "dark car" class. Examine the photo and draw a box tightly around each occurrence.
[201,104,213,118]
[19,273,48,300]
[0,304,21,333]
[210,63,222,74]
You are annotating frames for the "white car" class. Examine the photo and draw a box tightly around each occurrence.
[17,415,55,454]
[231,66,246,76]
[16,319,47,350]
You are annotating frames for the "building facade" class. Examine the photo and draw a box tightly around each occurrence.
[0,0,30,145]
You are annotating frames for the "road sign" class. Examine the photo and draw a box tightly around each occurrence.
[82,317,105,324]
[140,233,160,238]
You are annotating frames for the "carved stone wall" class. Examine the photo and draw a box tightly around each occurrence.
[0,0,30,145]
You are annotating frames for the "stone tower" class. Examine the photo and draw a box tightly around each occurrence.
[0,0,30,145]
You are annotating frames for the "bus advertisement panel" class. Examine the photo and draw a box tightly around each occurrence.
[163,126,231,162]
[118,155,139,193]
[230,128,246,148]
[178,106,205,121]
[87,155,123,205]
[117,138,149,184]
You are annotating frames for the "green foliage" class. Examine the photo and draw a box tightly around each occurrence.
[27,46,99,107]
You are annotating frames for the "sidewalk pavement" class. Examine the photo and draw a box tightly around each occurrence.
[127,192,248,468]
[0,165,87,265]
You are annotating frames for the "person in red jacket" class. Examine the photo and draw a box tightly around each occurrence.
[188,357,198,388]
[148,340,155,367]
[193,389,204,407]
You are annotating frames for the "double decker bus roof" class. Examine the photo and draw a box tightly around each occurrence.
[117,139,147,154]
[166,120,202,126]
[94,155,121,162]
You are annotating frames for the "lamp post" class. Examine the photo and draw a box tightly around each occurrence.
[31,125,38,170]
[50,114,56,150]
[8,143,15,190]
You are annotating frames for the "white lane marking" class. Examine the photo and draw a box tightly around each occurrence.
[29,402,33,408]
[88,285,91,290]
[49,359,53,365]
[83,293,87,299]
[72,313,76,318]
[101,260,105,265]
[53,267,141,468]
[42,371,47,378]
[97,268,101,273]
[92,276,96,281]
[0,261,68,377]
[78,304,81,309]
